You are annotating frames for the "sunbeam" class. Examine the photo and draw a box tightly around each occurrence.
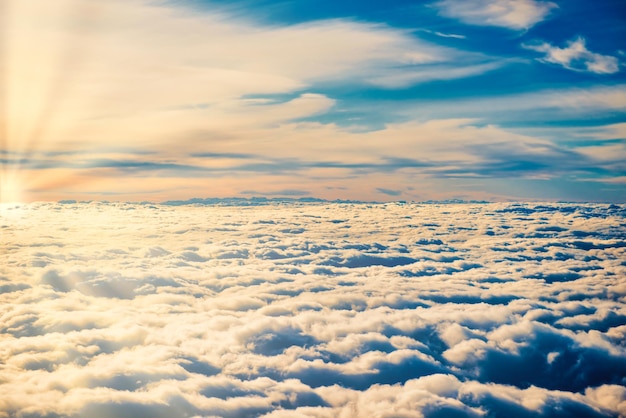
[19,0,104,157]
[0,0,108,203]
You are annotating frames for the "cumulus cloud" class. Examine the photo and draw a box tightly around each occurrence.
[1,201,625,416]
[524,37,620,74]
[434,0,557,30]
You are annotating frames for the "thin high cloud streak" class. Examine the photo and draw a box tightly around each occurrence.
[1,202,625,417]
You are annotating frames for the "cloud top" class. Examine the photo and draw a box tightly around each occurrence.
[1,201,625,417]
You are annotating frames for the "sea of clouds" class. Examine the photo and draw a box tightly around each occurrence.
[1,201,625,417]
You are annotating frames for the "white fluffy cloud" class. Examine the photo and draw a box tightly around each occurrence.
[434,0,557,30]
[1,201,625,417]
[524,37,620,74]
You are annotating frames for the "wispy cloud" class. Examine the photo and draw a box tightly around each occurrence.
[7,116,623,202]
[376,188,402,196]
[2,0,476,154]
[433,31,466,39]
[393,85,626,122]
[240,189,311,197]
[524,37,620,74]
[367,61,504,88]
[434,0,557,30]
[418,28,467,39]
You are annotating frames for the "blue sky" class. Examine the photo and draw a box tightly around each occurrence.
[0,0,625,202]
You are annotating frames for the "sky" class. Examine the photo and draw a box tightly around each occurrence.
[0,0,625,203]
[2,201,625,417]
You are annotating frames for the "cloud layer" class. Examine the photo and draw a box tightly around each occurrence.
[1,201,625,417]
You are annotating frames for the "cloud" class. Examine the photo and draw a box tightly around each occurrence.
[3,0,623,203]
[434,0,557,30]
[2,0,530,203]
[524,37,620,74]
[129,90,624,201]
[389,86,626,135]
[417,29,467,40]
[2,0,479,155]
[241,189,311,197]
[367,61,505,88]
[376,188,402,196]
[2,201,625,416]
[13,114,622,202]
[433,31,466,39]
[586,385,626,417]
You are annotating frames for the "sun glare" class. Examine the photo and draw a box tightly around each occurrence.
[0,172,24,204]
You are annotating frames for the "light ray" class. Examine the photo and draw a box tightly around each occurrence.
[0,0,108,202]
